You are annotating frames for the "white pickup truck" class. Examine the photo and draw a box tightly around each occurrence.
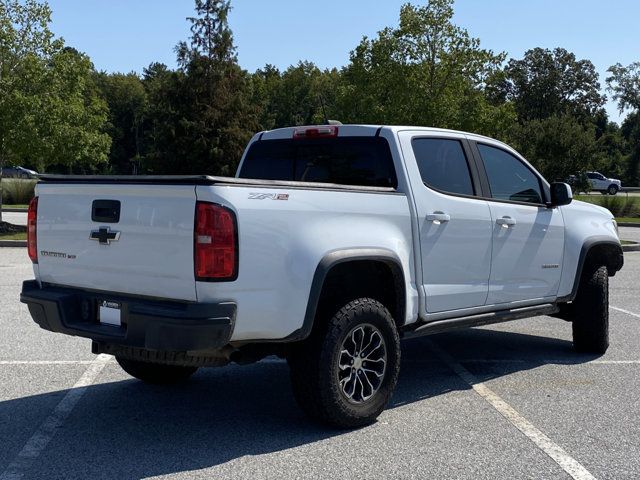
[587,171,622,195]
[21,125,623,427]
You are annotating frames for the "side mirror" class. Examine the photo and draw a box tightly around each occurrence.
[550,182,573,207]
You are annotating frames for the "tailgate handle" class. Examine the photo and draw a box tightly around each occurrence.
[92,200,121,223]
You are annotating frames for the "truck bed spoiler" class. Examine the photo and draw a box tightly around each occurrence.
[36,175,398,193]
[37,174,222,185]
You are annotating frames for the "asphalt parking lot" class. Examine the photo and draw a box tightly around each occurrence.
[1,246,639,480]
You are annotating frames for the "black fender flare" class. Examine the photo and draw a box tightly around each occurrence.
[284,248,406,342]
[558,236,623,303]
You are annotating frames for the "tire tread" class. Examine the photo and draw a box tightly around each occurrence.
[288,298,400,428]
[572,265,609,354]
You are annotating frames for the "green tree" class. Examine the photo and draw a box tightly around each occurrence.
[592,110,628,181]
[95,72,148,174]
[494,47,605,121]
[337,0,508,134]
[491,48,614,182]
[141,63,190,174]
[33,47,110,174]
[0,0,58,218]
[619,112,640,185]
[607,62,640,112]
[509,114,598,182]
[145,0,256,175]
[251,62,341,130]
[607,62,640,184]
[249,64,281,130]
[0,0,109,219]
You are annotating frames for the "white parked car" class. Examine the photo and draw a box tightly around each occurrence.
[587,171,622,195]
[20,125,623,427]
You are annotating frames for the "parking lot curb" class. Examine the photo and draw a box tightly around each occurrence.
[623,241,640,252]
[618,222,640,228]
[1,208,28,213]
[0,240,26,247]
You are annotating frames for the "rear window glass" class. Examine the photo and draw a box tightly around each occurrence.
[411,138,474,196]
[238,137,397,188]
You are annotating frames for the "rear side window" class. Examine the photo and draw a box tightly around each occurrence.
[239,137,397,188]
[477,144,543,204]
[411,138,474,196]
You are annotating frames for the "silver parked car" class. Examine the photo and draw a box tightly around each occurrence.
[1,166,38,179]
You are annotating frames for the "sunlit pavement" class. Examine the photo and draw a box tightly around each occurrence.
[1,247,639,479]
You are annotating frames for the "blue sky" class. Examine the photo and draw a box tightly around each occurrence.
[47,0,639,123]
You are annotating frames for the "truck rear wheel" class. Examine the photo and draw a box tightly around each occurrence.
[116,357,198,384]
[572,265,609,354]
[288,297,401,428]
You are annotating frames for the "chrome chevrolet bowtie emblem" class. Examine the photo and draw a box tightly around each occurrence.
[89,227,120,245]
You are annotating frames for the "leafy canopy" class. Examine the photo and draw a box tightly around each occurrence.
[338,0,507,132]
[607,62,640,113]
[0,0,109,218]
[492,47,604,121]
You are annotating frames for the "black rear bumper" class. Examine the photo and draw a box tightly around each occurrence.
[20,280,236,352]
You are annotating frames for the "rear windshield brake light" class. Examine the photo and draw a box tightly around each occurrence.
[293,125,338,139]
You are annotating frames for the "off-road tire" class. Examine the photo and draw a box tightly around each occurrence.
[288,298,401,428]
[572,265,609,354]
[116,357,198,384]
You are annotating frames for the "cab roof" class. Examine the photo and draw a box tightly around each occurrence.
[257,124,511,150]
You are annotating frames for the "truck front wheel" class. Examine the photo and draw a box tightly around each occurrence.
[572,265,609,354]
[116,357,198,384]
[288,297,401,428]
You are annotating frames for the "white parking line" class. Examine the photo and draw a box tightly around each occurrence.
[427,339,597,480]
[0,354,111,480]
[403,358,640,365]
[459,359,640,365]
[588,360,640,364]
[0,360,102,365]
[611,306,640,319]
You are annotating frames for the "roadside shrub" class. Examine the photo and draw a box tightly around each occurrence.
[576,194,640,218]
[568,172,592,194]
[1,179,37,205]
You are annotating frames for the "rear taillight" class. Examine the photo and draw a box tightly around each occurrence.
[27,196,38,263]
[293,125,338,139]
[194,201,238,281]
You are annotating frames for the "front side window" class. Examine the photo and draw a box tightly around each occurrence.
[478,144,543,204]
[412,138,474,196]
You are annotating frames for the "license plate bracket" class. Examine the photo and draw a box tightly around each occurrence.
[98,300,122,327]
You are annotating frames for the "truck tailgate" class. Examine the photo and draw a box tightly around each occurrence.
[35,183,198,301]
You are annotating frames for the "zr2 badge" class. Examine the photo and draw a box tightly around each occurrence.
[248,193,289,200]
